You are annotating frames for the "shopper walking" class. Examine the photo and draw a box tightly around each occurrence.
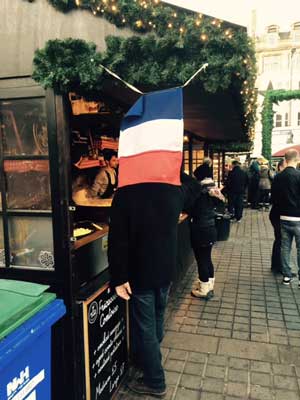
[248,160,260,209]
[269,159,286,274]
[271,149,300,285]
[258,162,273,210]
[226,160,248,222]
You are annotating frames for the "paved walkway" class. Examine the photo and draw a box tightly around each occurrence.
[118,209,300,400]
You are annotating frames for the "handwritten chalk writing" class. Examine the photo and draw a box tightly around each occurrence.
[98,294,117,313]
[99,304,119,327]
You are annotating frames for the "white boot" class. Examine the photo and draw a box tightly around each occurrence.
[209,277,215,297]
[191,280,211,299]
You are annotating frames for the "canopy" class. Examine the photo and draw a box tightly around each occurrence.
[272,145,300,157]
[100,68,245,143]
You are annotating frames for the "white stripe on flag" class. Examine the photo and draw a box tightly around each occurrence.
[119,118,183,158]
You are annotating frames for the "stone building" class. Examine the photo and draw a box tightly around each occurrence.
[253,22,300,156]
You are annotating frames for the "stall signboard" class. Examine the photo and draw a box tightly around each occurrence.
[82,284,128,400]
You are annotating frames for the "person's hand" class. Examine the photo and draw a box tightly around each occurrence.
[115,282,132,300]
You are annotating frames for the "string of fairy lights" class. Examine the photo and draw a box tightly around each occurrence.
[44,0,257,136]
[73,0,237,42]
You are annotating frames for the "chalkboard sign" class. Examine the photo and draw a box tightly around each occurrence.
[82,284,128,400]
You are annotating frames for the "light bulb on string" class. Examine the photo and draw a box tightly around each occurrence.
[200,34,207,41]
[75,0,81,6]
[179,27,184,33]
[168,23,173,29]
[195,20,201,26]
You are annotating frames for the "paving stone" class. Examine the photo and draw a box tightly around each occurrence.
[162,332,218,354]
[214,329,231,338]
[226,382,248,397]
[188,353,207,364]
[165,371,181,385]
[289,338,300,347]
[165,359,185,372]
[200,392,223,400]
[205,365,226,379]
[169,350,188,361]
[272,364,295,376]
[232,331,250,340]
[251,372,271,387]
[180,374,202,390]
[208,354,228,366]
[202,378,224,394]
[250,385,273,400]
[274,375,298,390]
[184,362,204,376]
[228,368,248,383]
[175,388,201,400]
[218,339,280,363]
[269,335,288,345]
[275,390,300,400]
[229,358,249,370]
[278,346,300,366]
[197,327,215,336]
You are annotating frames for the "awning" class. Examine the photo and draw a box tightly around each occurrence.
[272,145,300,157]
[99,68,245,142]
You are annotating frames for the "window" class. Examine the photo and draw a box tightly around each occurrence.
[0,97,54,270]
[285,113,289,127]
[275,114,282,127]
[263,55,281,73]
[298,112,300,126]
[292,22,300,42]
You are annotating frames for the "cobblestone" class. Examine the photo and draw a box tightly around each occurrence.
[119,210,300,399]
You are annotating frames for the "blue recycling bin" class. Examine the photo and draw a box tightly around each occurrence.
[0,299,66,400]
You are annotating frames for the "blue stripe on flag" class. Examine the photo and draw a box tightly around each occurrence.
[121,87,183,131]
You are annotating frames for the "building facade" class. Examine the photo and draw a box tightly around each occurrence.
[253,22,300,157]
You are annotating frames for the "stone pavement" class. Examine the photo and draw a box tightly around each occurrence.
[118,209,300,400]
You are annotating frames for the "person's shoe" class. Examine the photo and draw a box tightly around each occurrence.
[236,219,242,223]
[208,277,215,297]
[127,378,166,397]
[191,280,212,299]
[282,276,293,285]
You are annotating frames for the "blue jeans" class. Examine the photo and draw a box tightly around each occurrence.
[130,286,170,390]
[281,220,300,278]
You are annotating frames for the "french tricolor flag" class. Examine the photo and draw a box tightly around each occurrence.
[118,87,183,188]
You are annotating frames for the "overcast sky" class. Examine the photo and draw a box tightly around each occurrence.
[163,0,300,34]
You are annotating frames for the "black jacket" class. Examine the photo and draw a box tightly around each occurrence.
[226,166,248,194]
[271,166,300,217]
[108,183,183,290]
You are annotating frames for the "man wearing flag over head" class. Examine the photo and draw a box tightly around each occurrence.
[108,88,184,396]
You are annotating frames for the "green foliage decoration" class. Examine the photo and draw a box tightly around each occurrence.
[31,0,257,141]
[261,90,300,160]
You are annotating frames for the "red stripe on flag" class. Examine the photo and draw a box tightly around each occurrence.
[118,151,182,187]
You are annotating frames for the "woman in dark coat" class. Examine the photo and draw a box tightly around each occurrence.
[190,178,225,299]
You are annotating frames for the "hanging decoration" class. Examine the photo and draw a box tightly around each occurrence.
[261,89,300,160]
[30,0,257,146]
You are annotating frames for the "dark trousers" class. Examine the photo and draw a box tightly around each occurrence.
[192,244,214,282]
[228,193,244,221]
[259,189,270,205]
[130,286,169,390]
[270,217,282,272]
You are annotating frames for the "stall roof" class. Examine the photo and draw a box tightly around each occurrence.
[101,75,245,142]
[272,145,300,157]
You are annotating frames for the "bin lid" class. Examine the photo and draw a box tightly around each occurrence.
[0,279,56,340]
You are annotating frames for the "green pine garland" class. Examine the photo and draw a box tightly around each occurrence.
[31,0,257,143]
[261,90,300,160]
